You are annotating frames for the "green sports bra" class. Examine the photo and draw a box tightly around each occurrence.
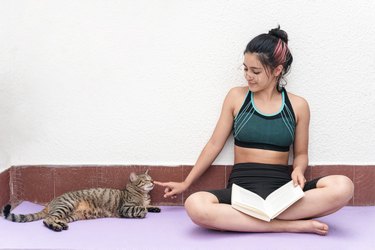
[233,88,296,152]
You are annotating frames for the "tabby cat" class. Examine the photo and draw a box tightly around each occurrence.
[3,170,161,231]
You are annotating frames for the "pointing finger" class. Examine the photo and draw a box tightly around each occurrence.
[153,181,166,187]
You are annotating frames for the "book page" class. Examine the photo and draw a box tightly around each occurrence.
[265,181,304,219]
[232,203,270,222]
[231,184,266,212]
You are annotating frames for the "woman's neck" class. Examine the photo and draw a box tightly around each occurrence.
[253,85,280,102]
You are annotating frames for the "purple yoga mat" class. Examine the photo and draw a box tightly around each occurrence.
[0,201,374,250]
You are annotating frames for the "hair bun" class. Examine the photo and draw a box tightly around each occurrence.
[268,25,289,44]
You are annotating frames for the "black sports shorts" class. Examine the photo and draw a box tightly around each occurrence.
[207,162,322,204]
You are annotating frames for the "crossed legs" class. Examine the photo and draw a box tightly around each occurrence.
[184,175,354,235]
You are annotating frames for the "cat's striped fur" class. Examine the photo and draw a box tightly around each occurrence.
[3,170,160,231]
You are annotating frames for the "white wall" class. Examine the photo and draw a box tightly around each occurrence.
[1,0,375,171]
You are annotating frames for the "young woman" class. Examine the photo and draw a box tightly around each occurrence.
[154,27,354,235]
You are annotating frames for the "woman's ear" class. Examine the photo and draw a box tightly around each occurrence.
[274,65,284,77]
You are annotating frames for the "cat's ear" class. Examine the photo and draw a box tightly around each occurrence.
[145,169,149,175]
[129,172,138,182]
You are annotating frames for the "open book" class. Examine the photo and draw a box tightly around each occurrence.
[231,180,304,222]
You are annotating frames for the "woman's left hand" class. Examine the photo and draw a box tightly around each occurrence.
[291,167,306,189]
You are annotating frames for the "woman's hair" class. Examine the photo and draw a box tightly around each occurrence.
[244,26,293,91]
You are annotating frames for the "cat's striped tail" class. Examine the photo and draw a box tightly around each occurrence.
[3,204,47,222]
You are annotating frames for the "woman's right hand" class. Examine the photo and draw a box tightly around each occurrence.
[153,181,189,199]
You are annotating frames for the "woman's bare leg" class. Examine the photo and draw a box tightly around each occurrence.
[184,175,353,235]
[185,192,329,235]
[277,175,354,220]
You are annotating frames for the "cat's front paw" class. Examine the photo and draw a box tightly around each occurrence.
[136,209,147,218]
[147,207,161,213]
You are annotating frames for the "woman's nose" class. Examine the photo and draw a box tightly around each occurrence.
[245,72,254,80]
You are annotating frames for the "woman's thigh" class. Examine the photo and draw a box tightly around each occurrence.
[277,175,354,220]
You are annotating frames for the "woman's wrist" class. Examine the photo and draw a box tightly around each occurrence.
[292,165,306,173]
[182,179,191,189]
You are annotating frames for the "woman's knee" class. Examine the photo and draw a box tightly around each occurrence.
[184,192,216,225]
[320,175,354,204]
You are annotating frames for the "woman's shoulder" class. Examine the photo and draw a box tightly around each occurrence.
[224,86,249,105]
[285,90,309,109]
[221,86,249,115]
[227,86,248,98]
[285,90,310,121]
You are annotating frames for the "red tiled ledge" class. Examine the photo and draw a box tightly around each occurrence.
[0,165,374,208]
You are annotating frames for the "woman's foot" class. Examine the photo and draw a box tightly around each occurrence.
[285,219,329,235]
[310,220,329,235]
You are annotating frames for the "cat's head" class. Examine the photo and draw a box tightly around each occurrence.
[129,170,154,193]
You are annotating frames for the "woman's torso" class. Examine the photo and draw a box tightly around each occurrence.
[232,86,297,165]
[234,147,289,165]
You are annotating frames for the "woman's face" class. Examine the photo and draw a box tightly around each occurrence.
[243,53,277,92]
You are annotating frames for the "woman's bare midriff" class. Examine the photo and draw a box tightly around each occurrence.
[234,146,290,165]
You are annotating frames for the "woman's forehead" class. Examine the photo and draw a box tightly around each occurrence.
[243,53,263,69]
